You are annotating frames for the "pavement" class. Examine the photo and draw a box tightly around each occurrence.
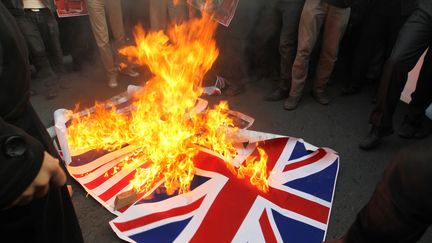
[30,59,432,242]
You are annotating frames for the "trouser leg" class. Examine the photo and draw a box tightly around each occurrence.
[370,9,432,129]
[87,0,117,77]
[290,0,326,97]
[313,4,350,93]
[149,0,168,31]
[278,1,304,90]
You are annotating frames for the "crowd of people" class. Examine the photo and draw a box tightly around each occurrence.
[1,0,432,242]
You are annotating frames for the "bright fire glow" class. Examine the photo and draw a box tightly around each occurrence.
[67,14,268,196]
[237,147,269,192]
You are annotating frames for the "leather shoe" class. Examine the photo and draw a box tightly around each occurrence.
[284,95,301,110]
[359,126,393,150]
[312,91,330,105]
[398,120,418,139]
[264,88,289,101]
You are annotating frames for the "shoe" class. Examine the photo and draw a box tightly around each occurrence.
[264,88,290,101]
[399,117,432,139]
[398,119,418,139]
[341,85,361,95]
[108,74,118,88]
[44,86,58,100]
[120,67,140,78]
[359,126,394,150]
[224,83,245,96]
[29,89,37,96]
[283,95,301,110]
[312,91,330,105]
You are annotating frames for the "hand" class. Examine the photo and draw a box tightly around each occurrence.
[10,151,67,207]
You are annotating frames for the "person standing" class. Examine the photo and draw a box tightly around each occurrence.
[325,143,432,243]
[359,0,432,150]
[87,0,139,88]
[263,0,306,102]
[284,0,351,110]
[342,0,416,95]
[2,0,65,99]
[0,2,83,242]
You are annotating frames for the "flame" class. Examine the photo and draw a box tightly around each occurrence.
[67,13,268,195]
[237,147,269,192]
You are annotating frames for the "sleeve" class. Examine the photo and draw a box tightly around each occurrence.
[0,117,45,209]
[0,40,45,208]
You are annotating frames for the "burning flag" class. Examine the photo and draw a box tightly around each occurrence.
[52,8,340,243]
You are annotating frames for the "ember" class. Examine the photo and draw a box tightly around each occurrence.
[66,13,268,197]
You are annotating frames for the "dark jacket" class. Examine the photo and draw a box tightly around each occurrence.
[0,2,83,242]
[324,0,352,8]
[1,0,54,15]
[418,0,432,16]
[373,0,417,16]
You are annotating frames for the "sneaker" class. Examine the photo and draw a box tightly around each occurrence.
[283,95,301,110]
[359,126,394,150]
[108,74,118,88]
[312,91,330,105]
[120,67,140,78]
[264,88,290,101]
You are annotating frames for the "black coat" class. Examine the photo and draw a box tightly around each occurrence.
[0,2,83,242]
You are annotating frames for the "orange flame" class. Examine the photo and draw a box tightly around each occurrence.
[67,14,268,195]
[237,147,270,192]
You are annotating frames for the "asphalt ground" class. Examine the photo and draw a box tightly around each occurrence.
[30,58,432,242]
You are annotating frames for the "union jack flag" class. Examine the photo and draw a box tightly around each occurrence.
[108,136,339,242]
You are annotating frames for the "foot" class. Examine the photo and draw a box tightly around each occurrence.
[219,77,244,96]
[312,91,330,105]
[264,88,289,101]
[108,74,118,88]
[398,119,418,139]
[283,95,301,110]
[341,85,361,95]
[398,118,432,139]
[224,83,245,96]
[44,86,58,100]
[359,126,394,150]
[119,67,140,78]
[29,89,37,96]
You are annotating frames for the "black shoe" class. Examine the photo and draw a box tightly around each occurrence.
[312,91,330,105]
[359,126,394,150]
[341,85,361,95]
[264,88,289,101]
[398,120,418,139]
[398,116,432,139]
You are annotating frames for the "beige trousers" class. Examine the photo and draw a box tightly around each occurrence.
[290,0,351,96]
[149,0,188,31]
[87,0,125,77]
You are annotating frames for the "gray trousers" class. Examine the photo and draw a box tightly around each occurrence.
[87,0,125,78]
[290,0,350,96]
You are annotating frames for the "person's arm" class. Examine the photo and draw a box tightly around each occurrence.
[0,35,66,209]
[0,117,45,208]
